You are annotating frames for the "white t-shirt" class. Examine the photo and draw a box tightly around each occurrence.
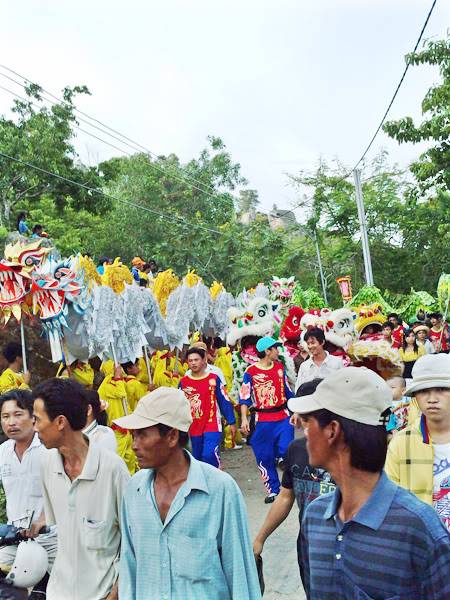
[295,351,344,393]
[0,433,48,524]
[433,442,450,532]
[83,420,118,453]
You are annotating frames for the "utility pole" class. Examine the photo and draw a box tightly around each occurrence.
[313,229,328,305]
[353,169,374,286]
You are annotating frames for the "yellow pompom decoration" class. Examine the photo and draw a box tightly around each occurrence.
[184,269,202,288]
[210,281,224,300]
[101,257,134,293]
[78,255,102,289]
[153,269,180,316]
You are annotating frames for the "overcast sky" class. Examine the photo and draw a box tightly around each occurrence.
[1,0,448,216]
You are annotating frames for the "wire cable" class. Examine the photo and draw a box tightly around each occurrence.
[350,0,438,172]
[0,66,232,204]
[0,150,223,235]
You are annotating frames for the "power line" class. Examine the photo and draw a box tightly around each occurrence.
[0,150,223,235]
[0,65,234,205]
[350,0,438,172]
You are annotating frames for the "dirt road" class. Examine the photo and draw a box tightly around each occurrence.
[222,444,306,600]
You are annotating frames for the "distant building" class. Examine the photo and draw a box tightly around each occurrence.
[268,204,297,230]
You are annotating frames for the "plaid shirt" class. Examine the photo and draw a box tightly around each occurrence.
[301,472,450,599]
[385,414,434,504]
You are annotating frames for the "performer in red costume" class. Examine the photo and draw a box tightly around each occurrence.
[180,347,236,468]
[240,336,294,503]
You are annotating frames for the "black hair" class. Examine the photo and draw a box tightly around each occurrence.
[186,347,206,360]
[295,377,323,397]
[148,260,157,267]
[308,408,387,472]
[32,224,43,234]
[121,361,136,373]
[85,390,108,426]
[387,313,399,321]
[32,378,88,430]
[0,389,34,417]
[16,212,27,229]
[256,350,266,359]
[213,337,225,349]
[97,256,110,267]
[429,312,443,320]
[155,423,189,448]
[382,321,394,331]
[2,342,22,364]
[304,327,325,345]
[403,329,419,353]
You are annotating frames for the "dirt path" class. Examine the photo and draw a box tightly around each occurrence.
[222,444,306,599]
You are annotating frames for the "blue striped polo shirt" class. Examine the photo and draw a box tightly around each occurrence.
[301,471,450,599]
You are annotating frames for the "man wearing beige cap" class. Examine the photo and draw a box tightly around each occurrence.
[114,387,261,600]
[386,354,450,529]
[290,367,450,600]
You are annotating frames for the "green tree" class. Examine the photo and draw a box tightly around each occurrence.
[0,83,104,228]
[383,36,450,196]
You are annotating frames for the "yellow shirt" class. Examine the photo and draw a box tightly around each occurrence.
[123,376,148,411]
[214,347,233,397]
[150,351,187,388]
[56,363,94,388]
[0,368,29,394]
[399,346,425,362]
[137,357,150,386]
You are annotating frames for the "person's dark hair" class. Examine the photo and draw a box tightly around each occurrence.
[213,337,225,349]
[97,256,109,267]
[85,390,107,426]
[304,327,325,345]
[148,260,157,268]
[403,329,419,353]
[121,361,136,373]
[387,313,399,321]
[2,342,22,364]
[32,378,88,430]
[155,423,189,448]
[295,377,323,397]
[429,312,442,321]
[16,212,27,229]
[256,350,266,359]
[32,224,43,234]
[382,321,394,331]
[308,409,387,472]
[186,347,206,360]
[0,389,34,417]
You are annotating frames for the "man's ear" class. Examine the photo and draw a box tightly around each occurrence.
[56,415,67,432]
[327,420,341,444]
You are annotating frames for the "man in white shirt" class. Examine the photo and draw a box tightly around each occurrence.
[295,327,344,393]
[83,390,117,453]
[0,389,57,579]
[32,378,130,600]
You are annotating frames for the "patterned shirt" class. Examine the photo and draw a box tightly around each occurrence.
[239,361,293,422]
[180,373,235,436]
[301,471,450,599]
[119,452,261,600]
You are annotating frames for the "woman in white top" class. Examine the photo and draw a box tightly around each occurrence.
[413,324,435,354]
[83,390,117,453]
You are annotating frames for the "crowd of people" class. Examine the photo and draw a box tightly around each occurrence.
[0,303,449,599]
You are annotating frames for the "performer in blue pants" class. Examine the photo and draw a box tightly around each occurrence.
[240,337,294,503]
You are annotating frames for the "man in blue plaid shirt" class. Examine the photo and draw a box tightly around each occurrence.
[288,367,450,600]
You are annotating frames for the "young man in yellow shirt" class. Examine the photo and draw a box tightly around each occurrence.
[0,342,30,394]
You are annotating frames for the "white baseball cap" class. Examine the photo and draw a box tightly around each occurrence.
[113,387,192,432]
[288,367,392,426]
[405,354,450,396]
